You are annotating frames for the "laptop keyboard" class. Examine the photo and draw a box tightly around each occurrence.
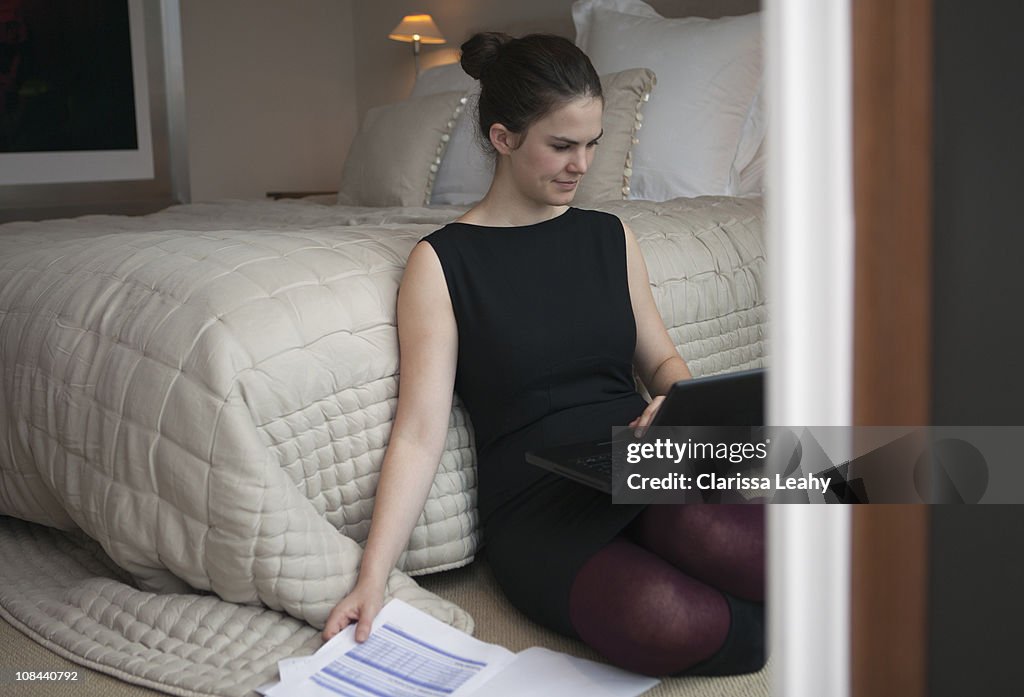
[570,452,613,477]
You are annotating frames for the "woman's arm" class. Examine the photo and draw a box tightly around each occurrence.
[323,240,458,641]
[623,221,692,431]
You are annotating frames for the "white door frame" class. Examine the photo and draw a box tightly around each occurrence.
[765,1,854,696]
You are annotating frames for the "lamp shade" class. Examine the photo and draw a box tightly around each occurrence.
[388,14,446,44]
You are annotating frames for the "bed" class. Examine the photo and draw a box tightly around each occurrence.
[0,1,766,695]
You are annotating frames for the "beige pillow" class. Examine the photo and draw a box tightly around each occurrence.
[575,68,657,205]
[337,91,467,207]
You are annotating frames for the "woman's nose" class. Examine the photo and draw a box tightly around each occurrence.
[567,149,588,174]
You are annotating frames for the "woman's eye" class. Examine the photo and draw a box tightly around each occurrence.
[587,141,600,148]
[553,144,570,151]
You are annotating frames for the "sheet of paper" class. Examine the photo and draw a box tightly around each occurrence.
[255,656,317,694]
[466,647,660,697]
[278,656,317,682]
[266,599,515,697]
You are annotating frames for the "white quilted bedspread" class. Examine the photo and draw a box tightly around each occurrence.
[0,196,765,641]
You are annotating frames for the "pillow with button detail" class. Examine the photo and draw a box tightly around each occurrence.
[412,64,493,207]
[412,62,657,205]
[337,90,468,207]
[575,67,655,204]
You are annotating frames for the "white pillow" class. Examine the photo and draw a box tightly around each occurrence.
[410,62,475,98]
[573,0,659,48]
[732,87,765,196]
[413,63,492,206]
[573,0,762,200]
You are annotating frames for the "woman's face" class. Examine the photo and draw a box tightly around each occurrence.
[503,96,604,207]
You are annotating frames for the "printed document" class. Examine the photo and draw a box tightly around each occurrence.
[264,599,658,697]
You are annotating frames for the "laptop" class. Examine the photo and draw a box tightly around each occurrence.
[525,368,765,493]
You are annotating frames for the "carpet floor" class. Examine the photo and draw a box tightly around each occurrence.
[1,553,769,697]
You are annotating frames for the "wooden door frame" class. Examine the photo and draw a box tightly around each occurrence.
[850,0,932,696]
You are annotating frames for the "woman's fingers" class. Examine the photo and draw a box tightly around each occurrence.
[633,411,652,436]
[354,598,383,643]
[355,612,375,643]
[634,396,666,436]
[323,587,385,643]
[322,604,355,641]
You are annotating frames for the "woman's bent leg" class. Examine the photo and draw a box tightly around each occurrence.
[628,503,765,602]
[567,536,730,676]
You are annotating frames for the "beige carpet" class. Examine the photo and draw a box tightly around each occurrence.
[418,554,770,697]
[1,546,768,697]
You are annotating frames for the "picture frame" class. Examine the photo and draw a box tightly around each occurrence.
[0,0,155,186]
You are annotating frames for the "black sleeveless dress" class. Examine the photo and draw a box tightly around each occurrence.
[423,207,648,637]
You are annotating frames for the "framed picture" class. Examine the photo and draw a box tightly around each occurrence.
[0,0,154,185]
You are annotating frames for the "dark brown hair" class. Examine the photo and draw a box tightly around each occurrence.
[460,33,602,150]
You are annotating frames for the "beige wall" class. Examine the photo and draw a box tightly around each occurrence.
[180,0,357,201]
[354,0,759,120]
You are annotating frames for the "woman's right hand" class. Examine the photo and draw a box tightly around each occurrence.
[322,581,385,643]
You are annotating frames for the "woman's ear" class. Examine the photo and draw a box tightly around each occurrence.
[489,124,519,155]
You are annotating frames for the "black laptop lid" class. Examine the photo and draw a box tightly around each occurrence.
[650,368,765,428]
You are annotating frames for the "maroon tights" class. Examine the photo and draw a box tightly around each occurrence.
[567,504,765,676]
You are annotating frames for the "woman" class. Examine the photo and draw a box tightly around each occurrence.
[324,32,765,677]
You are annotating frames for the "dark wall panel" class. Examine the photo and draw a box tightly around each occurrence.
[931,0,1024,425]
[929,2,1024,696]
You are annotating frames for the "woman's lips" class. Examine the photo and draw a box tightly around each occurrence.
[554,180,579,189]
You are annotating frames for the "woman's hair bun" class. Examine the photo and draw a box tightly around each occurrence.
[460,32,513,80]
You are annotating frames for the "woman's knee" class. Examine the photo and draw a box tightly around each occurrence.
[568,537,733,675]
[630,503,766,601]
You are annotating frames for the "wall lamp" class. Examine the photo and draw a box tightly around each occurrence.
[388,14,446,74]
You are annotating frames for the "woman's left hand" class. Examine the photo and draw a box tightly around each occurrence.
[629,395,666,437]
